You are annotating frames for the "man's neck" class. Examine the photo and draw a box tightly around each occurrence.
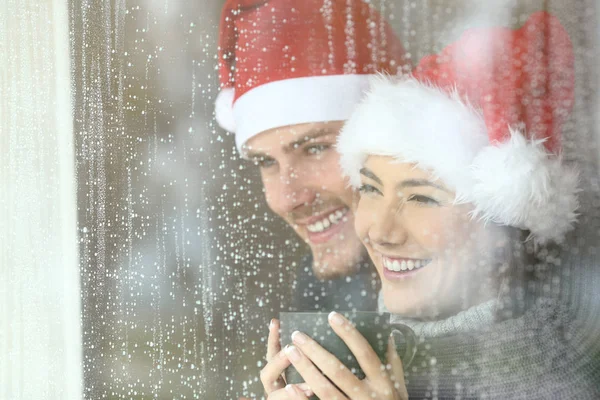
[312,255,373,281]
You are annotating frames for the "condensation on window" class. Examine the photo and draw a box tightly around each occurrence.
[68,1,600,399]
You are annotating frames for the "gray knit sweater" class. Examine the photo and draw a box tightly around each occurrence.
[376,236,600,399]
[381,296,599,399]
[379,293,498,338]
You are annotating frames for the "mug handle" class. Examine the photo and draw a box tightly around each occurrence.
[391,324,417,367]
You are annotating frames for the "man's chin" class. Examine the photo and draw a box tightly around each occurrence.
[309,248,364,280]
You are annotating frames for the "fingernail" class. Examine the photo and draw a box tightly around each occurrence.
[298,383,313,397]
[285,345,301,362]
[285,384,295,393]
[291,330,307,345]
[328,311,345,326]
[269,319,276,329]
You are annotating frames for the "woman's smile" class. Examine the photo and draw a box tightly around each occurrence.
[379,253,433,280]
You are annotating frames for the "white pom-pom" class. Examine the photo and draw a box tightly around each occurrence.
[215,88,236,132]
[469,129,580,244]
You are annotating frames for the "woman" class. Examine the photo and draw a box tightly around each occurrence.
[260,11,584,399]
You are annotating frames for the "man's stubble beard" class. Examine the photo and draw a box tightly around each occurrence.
[309,232,367,280]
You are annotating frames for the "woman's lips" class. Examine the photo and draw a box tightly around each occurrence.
[380,255,432,280]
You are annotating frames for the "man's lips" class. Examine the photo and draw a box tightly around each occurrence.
[294,206,349,226]
[294,207,351,245]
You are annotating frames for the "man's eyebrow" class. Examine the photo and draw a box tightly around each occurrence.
[359,168,382,185]
[283,129,336,153]
[244,150,269,160]
[397,179,450,193]
[243,128,336,159]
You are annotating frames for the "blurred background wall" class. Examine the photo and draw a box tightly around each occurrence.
[69,0,599,398]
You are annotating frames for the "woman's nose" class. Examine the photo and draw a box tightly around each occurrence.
[367,202,408,247]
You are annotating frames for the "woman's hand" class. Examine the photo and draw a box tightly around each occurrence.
[260,319,314,399]
[284,311,408,400]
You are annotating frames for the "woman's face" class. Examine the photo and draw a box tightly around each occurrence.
[354,156,507,319]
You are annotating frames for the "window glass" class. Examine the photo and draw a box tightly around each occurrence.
[70,1,600,398]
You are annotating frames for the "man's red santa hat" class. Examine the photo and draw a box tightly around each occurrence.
[215,0,406,153]
[338,11,579,244]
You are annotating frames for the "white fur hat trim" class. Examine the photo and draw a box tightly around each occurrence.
[215,88,236,133]
[337,75,579,243]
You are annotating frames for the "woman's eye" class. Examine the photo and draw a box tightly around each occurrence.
[305,144,331,155]
[358,184,381,195]
[407,194,440,206]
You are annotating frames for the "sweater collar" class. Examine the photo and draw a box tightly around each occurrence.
[378,291,499,338]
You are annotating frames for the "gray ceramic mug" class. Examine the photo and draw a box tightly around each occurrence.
[279,311,416,398]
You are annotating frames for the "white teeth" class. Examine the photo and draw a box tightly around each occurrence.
[383,257,400,271]
[306,208,349,233]
[382,257,431,273]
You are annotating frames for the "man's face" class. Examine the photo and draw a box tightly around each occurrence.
[244,121,365,279]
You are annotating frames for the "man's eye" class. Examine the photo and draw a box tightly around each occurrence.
[358,184,381,195]
[252,157,276,169]
[305,144,331,155]
[407,194,440,206]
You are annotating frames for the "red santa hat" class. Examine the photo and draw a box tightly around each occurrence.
[338,11,579,244]
[215,0,406,153]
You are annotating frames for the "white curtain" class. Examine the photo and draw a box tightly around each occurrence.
[0,1,82,399]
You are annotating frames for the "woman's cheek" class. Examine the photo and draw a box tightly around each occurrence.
[350,190,361,212]
[404,208,453,249]
[353,199,371,242]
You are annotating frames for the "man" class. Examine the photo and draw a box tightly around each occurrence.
[215,0,407,311]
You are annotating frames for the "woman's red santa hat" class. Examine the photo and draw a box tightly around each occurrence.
[215,0,406,153]
[338,11,579,244]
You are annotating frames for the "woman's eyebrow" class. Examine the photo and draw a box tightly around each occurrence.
[359,169,450,193]
[397,179,450,193]
[359,168,382,185]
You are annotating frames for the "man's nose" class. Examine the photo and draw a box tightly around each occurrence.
[266,164,317,214]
